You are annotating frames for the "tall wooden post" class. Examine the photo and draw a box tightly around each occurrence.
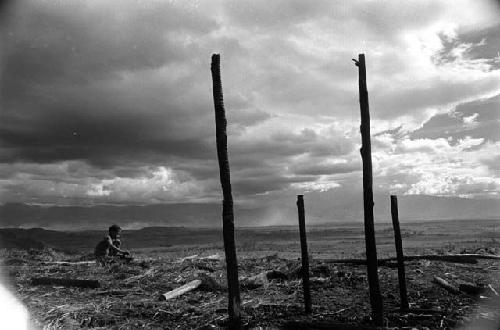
[296,195,312,314]
[390,195,409,310]
[211,53,241,329]
[353,53,384,325]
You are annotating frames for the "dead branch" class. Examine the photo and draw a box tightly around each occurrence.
[433,276,460,294]
[31,277,100,288]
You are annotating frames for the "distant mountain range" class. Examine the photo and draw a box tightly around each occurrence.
[0,194,499,230]
[1,217,498,253]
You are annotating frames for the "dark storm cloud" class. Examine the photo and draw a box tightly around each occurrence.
[1,0,359,203]
[0,96,215,166]
[2,1,216,94]
[0,0,223,169]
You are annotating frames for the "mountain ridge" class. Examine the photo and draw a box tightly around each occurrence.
[1,194,499,230]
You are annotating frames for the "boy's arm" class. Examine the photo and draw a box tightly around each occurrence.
[107,237,128,254]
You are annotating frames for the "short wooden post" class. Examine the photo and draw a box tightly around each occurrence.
[353,53,384,325]
[297,195,312,314]
[390,195,409,310]
[211,53,241,329]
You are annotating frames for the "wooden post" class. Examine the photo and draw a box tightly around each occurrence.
[353,53,384,325]
[390,195,409,310]
[211,53,241,329]
[296,195,312,314]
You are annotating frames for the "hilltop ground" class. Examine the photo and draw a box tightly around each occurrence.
[1,219,499,329]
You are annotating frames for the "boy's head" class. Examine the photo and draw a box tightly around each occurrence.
[108,224,121,238]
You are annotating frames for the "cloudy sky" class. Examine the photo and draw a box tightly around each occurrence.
[0,0,499,227]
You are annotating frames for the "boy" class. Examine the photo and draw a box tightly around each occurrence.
[94,224,131,265]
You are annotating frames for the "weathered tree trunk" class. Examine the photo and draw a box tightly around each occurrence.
[391,195,409,310]
[211,53,241,329]
[31,277,100,288]
[354,53,384,325]
[297,195,312,314]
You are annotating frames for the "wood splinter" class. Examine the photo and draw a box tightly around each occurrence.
[159,279,202,301]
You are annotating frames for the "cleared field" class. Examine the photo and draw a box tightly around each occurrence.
[1,219,499,329]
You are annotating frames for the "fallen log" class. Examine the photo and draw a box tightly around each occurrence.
[321,254,500,265]
[31,277,100,288]
[159,279,202,301]
[433,276,460,294]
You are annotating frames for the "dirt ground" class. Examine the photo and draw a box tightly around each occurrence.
[1,236,500,330]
